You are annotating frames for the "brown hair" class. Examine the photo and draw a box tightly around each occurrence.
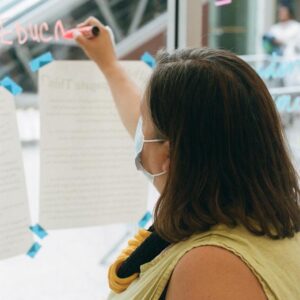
[146,47,300,242]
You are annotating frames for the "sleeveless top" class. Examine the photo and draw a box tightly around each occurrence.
[107,223,300,300]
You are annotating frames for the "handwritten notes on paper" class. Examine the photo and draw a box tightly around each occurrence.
[39,61,151,229]
[0,87,32,260]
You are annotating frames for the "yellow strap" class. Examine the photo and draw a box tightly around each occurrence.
[108,228,152,293]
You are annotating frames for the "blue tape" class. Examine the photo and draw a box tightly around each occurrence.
[29,51,53,72]
[140,52,156,68]
[0,76,23,95]
[29,224,48,239]
[138,211,152,228]
[27,242,41,258]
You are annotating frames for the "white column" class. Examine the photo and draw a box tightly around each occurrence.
[167,0,207,51]
[254,0,277,54]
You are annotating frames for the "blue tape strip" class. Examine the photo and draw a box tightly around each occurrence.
[27,242,41,258]
[29,224,48,239]
[138,211,152,228]
[0,76,23,95]
[29,51,53,72]
[140,52,156,68]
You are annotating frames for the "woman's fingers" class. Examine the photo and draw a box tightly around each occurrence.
[74,16,117,71]
[73,31,87,47]
[76,16,106,30]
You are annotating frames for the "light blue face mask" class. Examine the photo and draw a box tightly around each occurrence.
[134,117,167,184]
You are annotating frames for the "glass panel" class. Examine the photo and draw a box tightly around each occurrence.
[0,0,167,93]
[208,0,257,54]
[0,1,168,298]
[1,0,43,24]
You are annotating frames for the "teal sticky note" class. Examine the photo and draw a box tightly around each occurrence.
[141,52,156,68]
[138,211,152,228]
[29,51,53,72]
[29,224,48,239]
[0,76,23,95]
[27,242,42,258]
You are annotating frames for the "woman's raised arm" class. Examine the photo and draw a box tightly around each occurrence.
[74,17,141,139]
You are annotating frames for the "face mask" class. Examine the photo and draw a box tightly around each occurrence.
[134,117,168,184]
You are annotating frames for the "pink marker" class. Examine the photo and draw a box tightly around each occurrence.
[63,26,100,39]
[215,0,232,6]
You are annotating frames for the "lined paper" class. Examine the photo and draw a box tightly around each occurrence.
[39,61,152,229]
[0,87,33,260]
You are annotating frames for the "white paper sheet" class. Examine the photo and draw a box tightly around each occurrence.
[39,61,152,229]
[0,87,33,260]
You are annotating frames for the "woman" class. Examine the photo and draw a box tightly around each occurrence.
[265,3,300,58]
[75,17,300,300]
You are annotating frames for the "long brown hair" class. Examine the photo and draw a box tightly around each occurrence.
[146,47,300,242]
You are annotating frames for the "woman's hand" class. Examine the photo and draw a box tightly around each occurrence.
[74,17,118,74]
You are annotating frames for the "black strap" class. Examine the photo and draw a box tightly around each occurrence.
[117,224,171,278]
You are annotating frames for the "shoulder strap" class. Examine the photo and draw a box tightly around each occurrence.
[117,224,171,278]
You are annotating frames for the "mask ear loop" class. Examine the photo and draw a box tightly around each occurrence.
[142,139,168,177]
[153,170,168,177]
[143,139,166,143]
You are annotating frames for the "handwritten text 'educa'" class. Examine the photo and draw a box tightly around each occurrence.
[0,19,66,45]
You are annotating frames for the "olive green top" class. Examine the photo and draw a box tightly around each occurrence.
[107,223,300,300]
